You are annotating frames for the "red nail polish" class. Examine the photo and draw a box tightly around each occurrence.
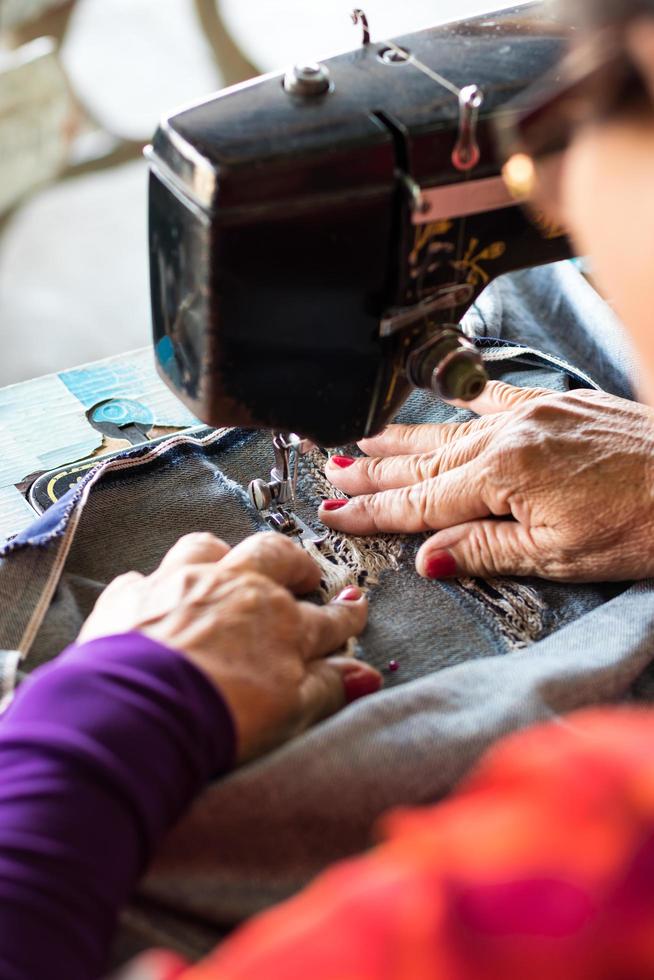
[322,499,348,511]
[337,586,362,601]
[343,667,382,704]
[331,455,355,468]
[124,950,189,980]
[425,550,458,579]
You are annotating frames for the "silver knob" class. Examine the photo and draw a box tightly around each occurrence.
[406,326,488,402]
[283,63,331,97]
[248,479,273,512]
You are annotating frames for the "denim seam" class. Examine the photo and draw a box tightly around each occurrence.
[2,428,235,661]
[18,502,85,656]
[477,340,600,390]
[0,427,234,557]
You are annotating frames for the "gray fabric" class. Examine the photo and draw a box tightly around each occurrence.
[0,261,652,958]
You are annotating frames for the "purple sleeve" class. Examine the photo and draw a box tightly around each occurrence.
[0,633,236,980]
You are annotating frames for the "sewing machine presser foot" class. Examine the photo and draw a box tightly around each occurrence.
[248,432,325,544]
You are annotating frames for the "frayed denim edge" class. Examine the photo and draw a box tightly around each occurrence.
[0,426,250,558]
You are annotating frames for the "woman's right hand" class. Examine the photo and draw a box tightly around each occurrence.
[78,531,380,762]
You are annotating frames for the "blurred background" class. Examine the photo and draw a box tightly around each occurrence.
[0,0,532,386]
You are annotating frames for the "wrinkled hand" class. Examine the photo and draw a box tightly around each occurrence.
[79,531,380,762]
[320,382,654,583]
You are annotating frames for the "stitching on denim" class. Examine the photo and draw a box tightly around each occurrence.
[299,450,404,600]
[456,577,547,649]
[17,501,86,656]
[476,339,600,390]
[1,427,235,661]
[0,427,234,557]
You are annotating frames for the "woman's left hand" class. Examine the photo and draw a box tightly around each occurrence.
[319,382,654,583]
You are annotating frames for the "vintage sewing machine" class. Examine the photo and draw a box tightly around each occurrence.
[146,2,571,538]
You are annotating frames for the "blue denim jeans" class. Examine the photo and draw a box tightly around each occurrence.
[0,262,652,957]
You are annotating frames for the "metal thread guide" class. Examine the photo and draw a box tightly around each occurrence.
[353,11,485,175]
[248,432,324,543]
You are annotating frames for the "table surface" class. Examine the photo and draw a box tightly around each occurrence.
[0,347,198,541]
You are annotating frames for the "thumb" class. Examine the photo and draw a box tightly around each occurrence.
[449,380,551,416]
[416,520,542,580]
[300,656,382,727]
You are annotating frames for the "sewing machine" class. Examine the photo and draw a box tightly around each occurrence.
[146,2,571,536]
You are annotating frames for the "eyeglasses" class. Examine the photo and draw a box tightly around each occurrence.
[498,25,648,214]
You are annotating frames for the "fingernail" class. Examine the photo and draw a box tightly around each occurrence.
[424,550,458,579]
[119,951,188,980]
[331,455,355,469]
[342,665,382,704]
[335,586,363,602]
[322,499,348,511]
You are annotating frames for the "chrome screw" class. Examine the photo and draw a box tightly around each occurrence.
[283,63,331,97]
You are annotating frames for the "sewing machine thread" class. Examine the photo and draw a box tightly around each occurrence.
[351,9,371,46]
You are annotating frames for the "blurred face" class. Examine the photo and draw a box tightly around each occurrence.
[560,19,654,401]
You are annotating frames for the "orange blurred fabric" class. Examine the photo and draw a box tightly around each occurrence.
[126,709,654,980]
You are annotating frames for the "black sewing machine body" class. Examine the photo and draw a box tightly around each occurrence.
[148,2,570,446]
